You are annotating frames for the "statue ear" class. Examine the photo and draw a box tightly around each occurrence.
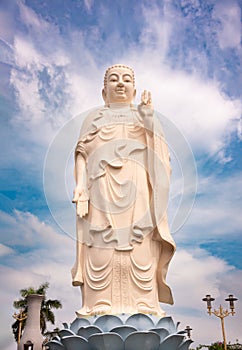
[102,88,107,103]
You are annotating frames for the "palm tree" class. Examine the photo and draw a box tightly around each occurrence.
[12,282,62,342]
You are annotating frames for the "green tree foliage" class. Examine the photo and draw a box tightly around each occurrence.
[209,343,224,350]
[12,282,62,342]
[191,342,242,350]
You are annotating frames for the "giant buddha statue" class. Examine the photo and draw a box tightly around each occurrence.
[71,64,176,317]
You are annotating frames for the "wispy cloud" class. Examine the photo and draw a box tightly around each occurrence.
[3,0,240,158]
[18,0,50,32]
[166,248,242,345]
[0,209,78,350]
[212,0,241,50]
[0,209,73,256]
[0,243,14,257]
[84,0,94,13]
[185,173,242,238]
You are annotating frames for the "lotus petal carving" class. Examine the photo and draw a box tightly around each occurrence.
[89,333,124,350]
[77,325,102,339]
[156,316,176,334]
[45,339,64,350]
[59,329,75,338]
[46,314,193,350]
[70,317,90,333]
[110,325,137,340]
[61,335,89,350]
[178,339,194,350]
[126,313,155,330]
[94,315,123,332]
[125,331,160,350]
[149,327,169,341]
[159,334,184,350]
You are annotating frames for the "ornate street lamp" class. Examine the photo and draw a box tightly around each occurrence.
[225,295,237,316]
[202,294,215,315]
[24,340,34,350]
[202,294,238,350]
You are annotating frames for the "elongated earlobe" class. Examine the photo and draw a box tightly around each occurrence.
[133,89,136,100]
[102,88,107,103]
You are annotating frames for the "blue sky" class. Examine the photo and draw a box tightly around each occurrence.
[0,0,241,348]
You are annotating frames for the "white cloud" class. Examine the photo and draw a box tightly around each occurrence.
[18,0,50,33]
[5,0,240,160]
[0,210,73,263]
[9,15,102,146]
[238,122,242,140]
[0,210,80,350]
[184,173,242,240]
[139,3,172,60]
[169,248,233,306]
[0,2,16,44]
[0,38,14,66]
[165,248,242,346]
[213,0,241,50]
[0,264,80,350]
[13,35,45,69]
[130,60,241,157]
[127,1,241,158]
[0,243,14,256]
[84,0,94,13]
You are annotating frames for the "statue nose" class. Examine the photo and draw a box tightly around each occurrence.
[117,82,124,86]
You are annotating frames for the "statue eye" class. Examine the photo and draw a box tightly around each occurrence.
[109,75,118,82]
[123,75,132,83]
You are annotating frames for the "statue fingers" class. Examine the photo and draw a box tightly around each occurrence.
[141,90,145,104]
[72,193,79,203]
[147,91,152,106]
[76,201,81,217]
[77,201,84,217]
[80,202,84,217]
[82,201,88,217]
[143,90,148,104]
[141,90,148,105]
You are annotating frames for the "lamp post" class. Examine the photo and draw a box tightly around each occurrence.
[202,294,238,350]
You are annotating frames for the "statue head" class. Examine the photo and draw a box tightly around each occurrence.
[102,64,136,105]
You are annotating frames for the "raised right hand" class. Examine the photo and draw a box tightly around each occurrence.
[138,90,154,118]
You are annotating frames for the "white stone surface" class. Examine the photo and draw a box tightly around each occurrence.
[18,294,43,350]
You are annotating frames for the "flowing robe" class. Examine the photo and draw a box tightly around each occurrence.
[72,104,176,316]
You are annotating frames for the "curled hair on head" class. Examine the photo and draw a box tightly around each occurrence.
[103,64,135,88]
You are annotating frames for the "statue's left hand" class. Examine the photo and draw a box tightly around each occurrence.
[72,187,89,217]
[138,90,154,117]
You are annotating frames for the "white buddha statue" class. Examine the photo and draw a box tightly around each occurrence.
[71,64,176,316]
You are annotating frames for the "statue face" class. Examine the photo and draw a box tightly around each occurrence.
[104,67,136,104]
